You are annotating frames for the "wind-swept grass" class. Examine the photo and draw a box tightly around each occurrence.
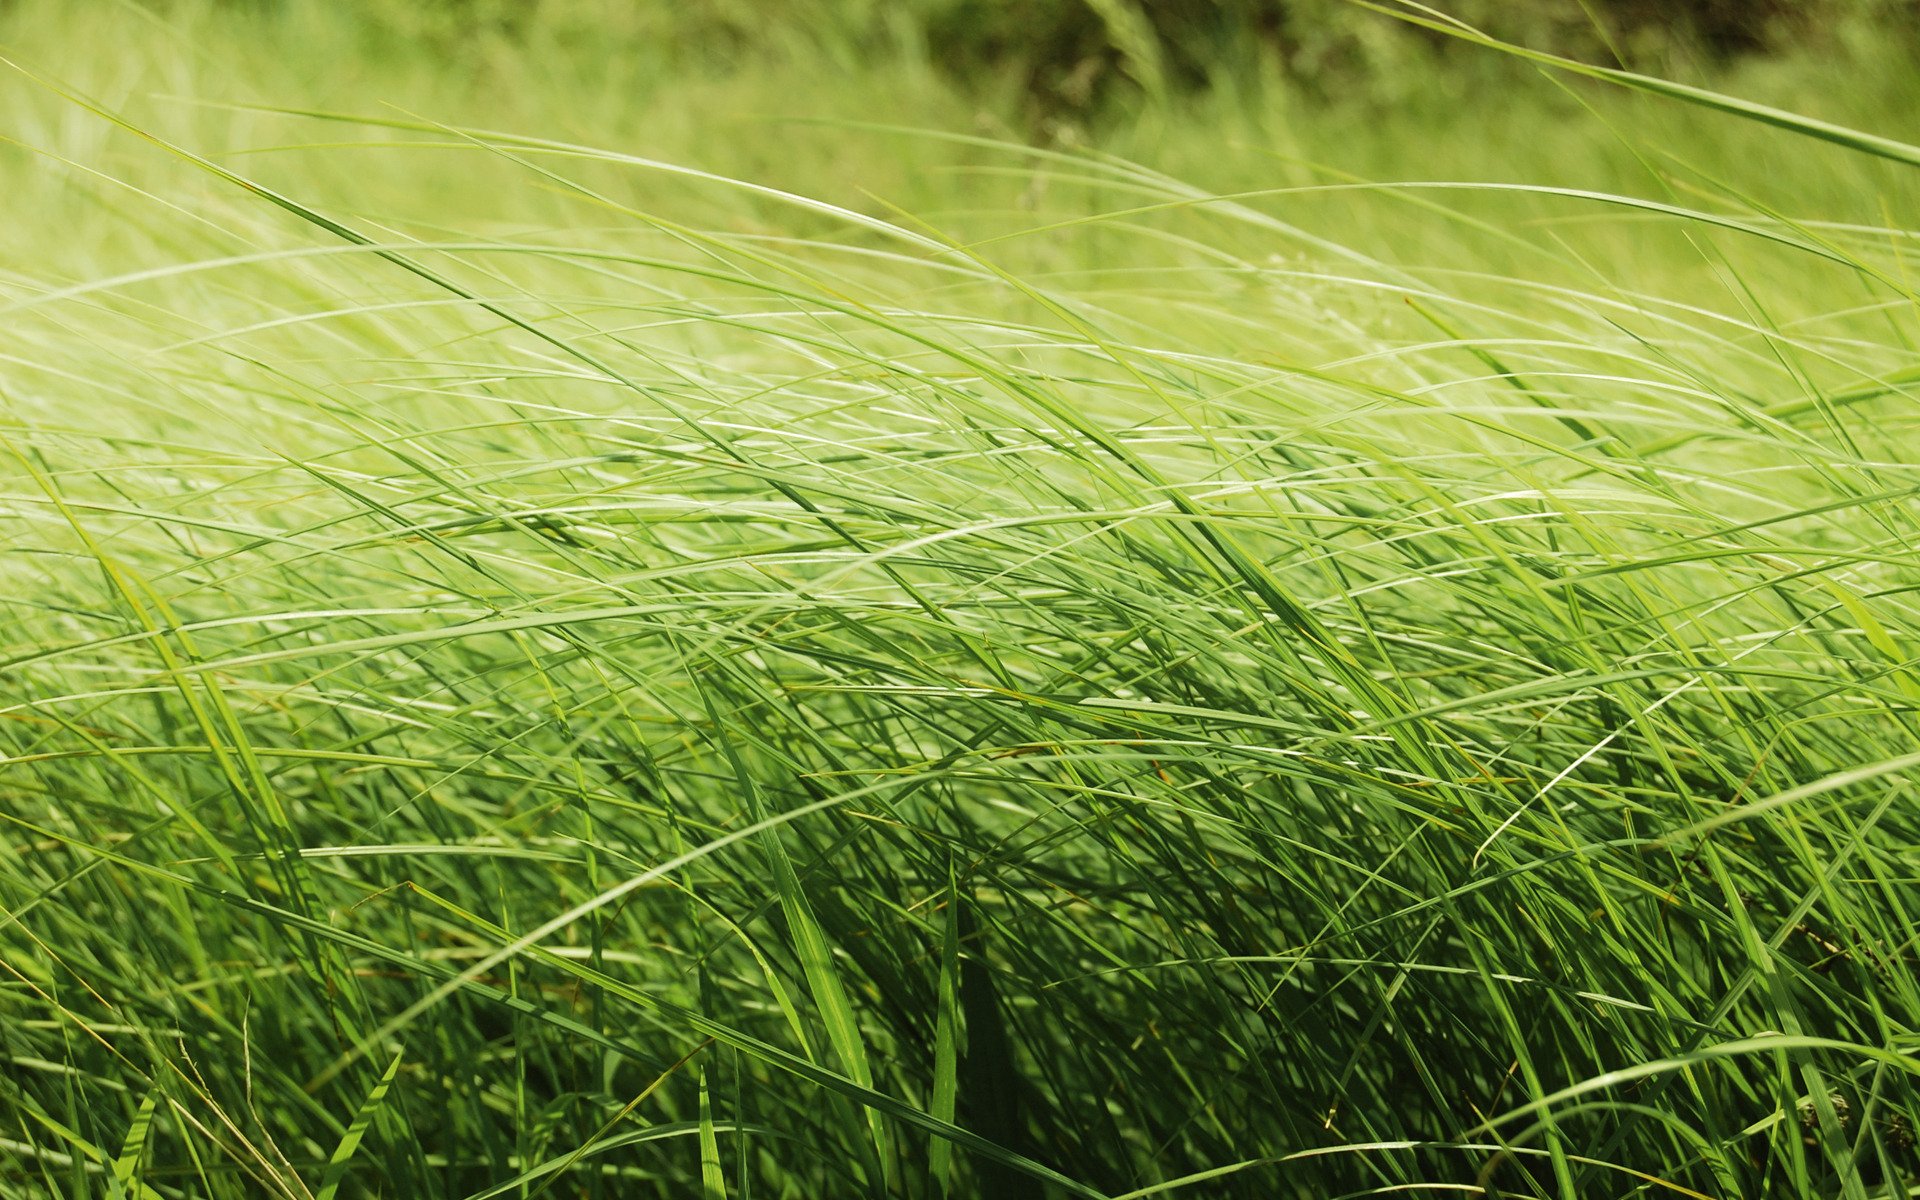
[3,3,1920,1197]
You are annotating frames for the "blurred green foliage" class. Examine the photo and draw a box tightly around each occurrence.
[919,0,1873,110]
[293,0,1918,117]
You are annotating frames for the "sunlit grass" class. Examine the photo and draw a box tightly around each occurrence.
[3,4,1920,1197]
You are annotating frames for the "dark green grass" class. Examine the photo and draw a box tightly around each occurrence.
[3,4,1920,1197]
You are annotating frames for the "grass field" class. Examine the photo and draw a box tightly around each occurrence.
[5,3,1920,1197]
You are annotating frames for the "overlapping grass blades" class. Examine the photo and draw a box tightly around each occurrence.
[3,7,1920,1197]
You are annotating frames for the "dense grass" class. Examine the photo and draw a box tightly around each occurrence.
[5,3,1920,1197]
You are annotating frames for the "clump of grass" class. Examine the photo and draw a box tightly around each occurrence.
[3,5,1920,1198]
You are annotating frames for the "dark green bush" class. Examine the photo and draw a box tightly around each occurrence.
[917,0,1914,114]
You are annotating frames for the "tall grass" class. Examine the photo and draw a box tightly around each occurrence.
[3,3,1920,1197]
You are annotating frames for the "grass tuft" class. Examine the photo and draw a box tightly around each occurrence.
[3,3,1920,1197]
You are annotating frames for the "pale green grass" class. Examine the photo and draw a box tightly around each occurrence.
[3,3,1920,1197]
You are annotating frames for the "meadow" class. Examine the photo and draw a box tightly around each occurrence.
[4,2,1920,1196]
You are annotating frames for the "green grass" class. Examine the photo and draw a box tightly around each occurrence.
[4,3,1920,1197]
